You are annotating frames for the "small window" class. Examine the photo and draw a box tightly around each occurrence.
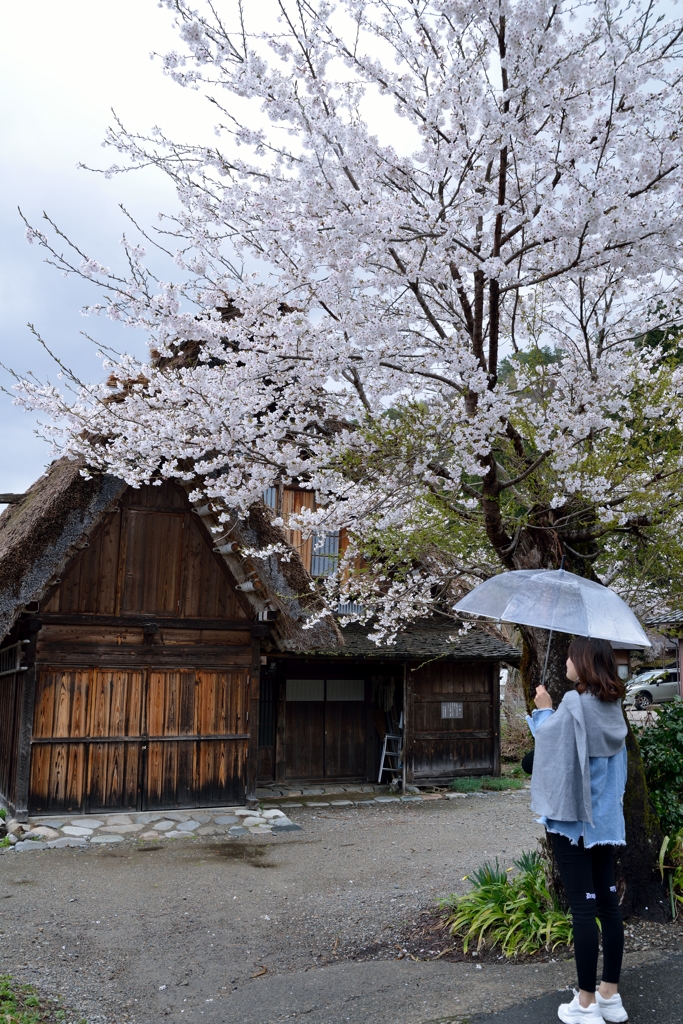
[327,679,364,701]
[310,530,340,577]
[441,701,463,719]
[263,487,278,509]
[286,679,324,701]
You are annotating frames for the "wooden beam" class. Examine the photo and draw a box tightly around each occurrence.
[36,612,254,630]
[13,665,36,822]
[246,637,261,807]
[403,662,414,787]
[492,662,501,777]
[275,672,287,785]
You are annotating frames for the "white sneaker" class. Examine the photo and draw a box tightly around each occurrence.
[557,991,605,1024]
[595,990,628,1022]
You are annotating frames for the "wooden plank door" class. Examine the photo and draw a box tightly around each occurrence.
[411,662,496,781]
[324,679,366,778]
[145,669,248,808]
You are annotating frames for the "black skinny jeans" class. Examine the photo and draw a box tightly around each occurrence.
[551,833,624,992]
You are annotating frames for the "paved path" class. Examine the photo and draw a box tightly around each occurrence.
[0,793,679,1023]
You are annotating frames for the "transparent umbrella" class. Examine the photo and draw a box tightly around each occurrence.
[454,567,650,684]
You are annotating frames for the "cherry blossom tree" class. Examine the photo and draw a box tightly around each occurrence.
[14,0,683,666]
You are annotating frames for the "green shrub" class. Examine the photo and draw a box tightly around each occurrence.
[0,808,6,820]
[448,776,525,793]
[636,697,683,834]
[438,850,573,956]
[449,777,483,792]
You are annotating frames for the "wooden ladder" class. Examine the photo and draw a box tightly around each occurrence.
[378,713,403,783]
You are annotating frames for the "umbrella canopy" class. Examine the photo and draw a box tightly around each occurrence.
[454,569,650,648]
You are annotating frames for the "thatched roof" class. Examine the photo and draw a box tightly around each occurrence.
[0,458,341,652]
[0,459,126,640]
[306,618,521,664]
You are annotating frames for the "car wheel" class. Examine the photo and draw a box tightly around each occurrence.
[635,692,652,709]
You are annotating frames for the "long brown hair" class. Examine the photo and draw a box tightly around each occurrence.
[567,637,625,702]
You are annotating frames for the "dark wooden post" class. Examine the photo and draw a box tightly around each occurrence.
[402,661,414,788]
[275,671,287,785]
[14,664,36,822]
[246,635,261,808]
[492,661,501,777]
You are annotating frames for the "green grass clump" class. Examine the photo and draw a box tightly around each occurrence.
[0,975,87,1023]
[448,776,525,793]
[449,777,483,792]
[438,850,573,957]
[0,807,7,820]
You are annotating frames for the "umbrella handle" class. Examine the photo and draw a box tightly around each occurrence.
[541,629,553,689]
[540,556,564,688]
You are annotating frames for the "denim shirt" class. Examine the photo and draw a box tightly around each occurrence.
[526,707,627,848]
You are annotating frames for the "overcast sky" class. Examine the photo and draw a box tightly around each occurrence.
[0,0,221,494]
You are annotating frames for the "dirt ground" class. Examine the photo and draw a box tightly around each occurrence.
[0,792,680,1024]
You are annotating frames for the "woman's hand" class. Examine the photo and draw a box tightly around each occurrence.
[534,685,553,710]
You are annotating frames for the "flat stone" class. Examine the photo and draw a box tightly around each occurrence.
[69,817,104,826]
[153,821,175,831]
[24,826,60,840]
[228,826,248,836]
[281,803,303,808]
[248,825,273,834]
[90,835,124,844]
[15,840,47,852]
[271,816,293,827]
[272,823,303,833]
[329,800,353,807]
[306,802,329,808]
[175,820,201,832]
[162,811,191,822]
[214,815,239,825]
[280,789,303,797]
[421,794,443,801]
[445,793,466,800]
[99,824,145,834]
[261,809,286,819]
[62,826,93,837]
[401,796,423,802]
[34,820,67,829]
[165,830,194,838]
[138,831,162,840]
[197,825,219,835]
[233,809,255,817]
[193,813,213,824]
[374,796,401,804]
[132,812,164,824]
[105,814,133,825]
[241,816,266,827]
[47,837,89,848]
[300,788,325,796]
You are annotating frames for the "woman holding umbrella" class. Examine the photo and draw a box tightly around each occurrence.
[529,637,628,1024]
[455,564,650,1022]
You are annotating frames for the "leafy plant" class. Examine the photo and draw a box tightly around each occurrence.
[0,808,7,820]
[636,698,683,834]
[0,836,10,848]
[659,830,683,920]
[439,850,573,957]
[0,975,81,1023]
[449,777,524,793]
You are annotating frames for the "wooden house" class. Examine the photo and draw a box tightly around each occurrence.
[0,459,519,820]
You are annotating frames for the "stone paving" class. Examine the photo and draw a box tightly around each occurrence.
[3,783,528,853]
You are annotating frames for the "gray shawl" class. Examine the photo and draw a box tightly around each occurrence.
[530,690,627,825]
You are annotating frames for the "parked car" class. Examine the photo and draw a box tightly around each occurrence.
[624,667,680,709]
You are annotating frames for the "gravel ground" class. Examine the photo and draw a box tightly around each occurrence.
[0,791,679,1024]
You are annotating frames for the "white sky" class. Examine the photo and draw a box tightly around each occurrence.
[0,0,220,493]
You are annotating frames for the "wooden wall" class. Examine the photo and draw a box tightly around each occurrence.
[407,661,499,782]
[27,482,254,814]
[0,664,24,812]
